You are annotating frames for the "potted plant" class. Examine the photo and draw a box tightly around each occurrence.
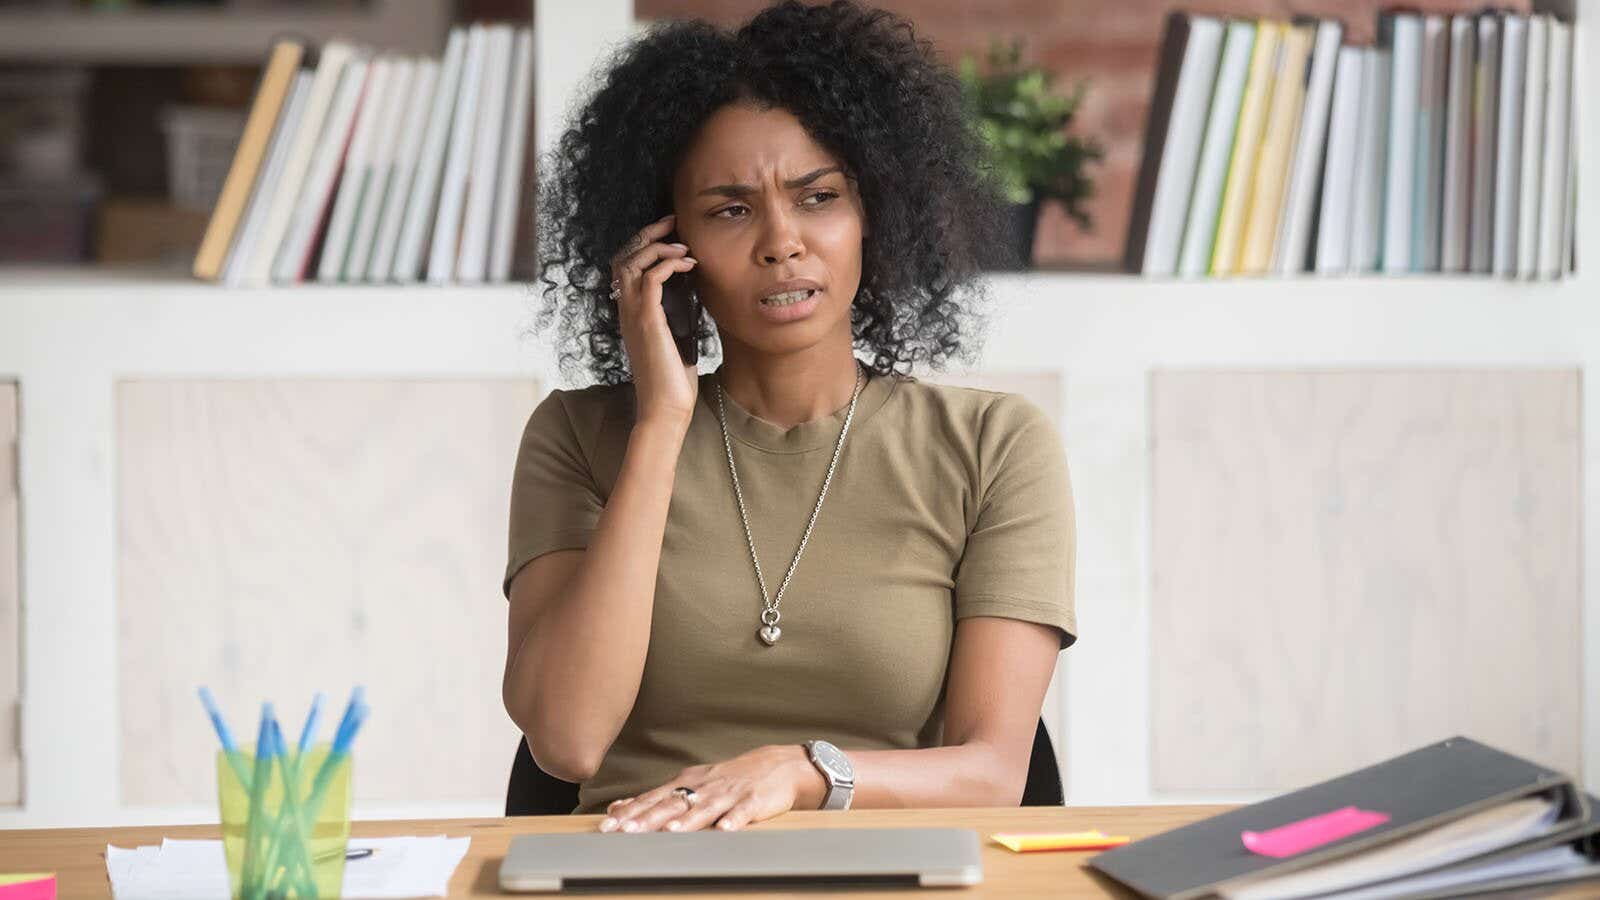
[958,38,1102,269]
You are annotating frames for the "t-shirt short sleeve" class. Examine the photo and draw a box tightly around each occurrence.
[503,389,606,598]
[953,393,1077,648]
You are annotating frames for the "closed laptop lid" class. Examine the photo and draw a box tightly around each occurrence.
[498,827,983,892]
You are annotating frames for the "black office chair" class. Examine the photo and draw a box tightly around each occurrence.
[506,718,1064,816]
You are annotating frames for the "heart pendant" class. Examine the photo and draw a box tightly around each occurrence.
[758,624,782,646]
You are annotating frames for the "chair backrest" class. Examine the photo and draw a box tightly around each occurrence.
[506,719,1063,816]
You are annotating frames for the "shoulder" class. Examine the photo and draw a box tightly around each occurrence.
[888,377,1056,443]
[521,381,637,455]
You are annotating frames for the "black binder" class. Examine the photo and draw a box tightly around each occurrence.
[1089,736,1595,899]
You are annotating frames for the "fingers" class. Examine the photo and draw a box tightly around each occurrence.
[629,792,704,833]
[610,213,682,279]
[642,255,697,288]
[599,785,673,832]
[611,213,675,263]
[714,796,765,832]
[616,242,691,285]
[664,789,742,833]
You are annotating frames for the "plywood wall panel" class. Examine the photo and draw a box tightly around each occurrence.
[1150,370,1581,793]
[117,380,537,806]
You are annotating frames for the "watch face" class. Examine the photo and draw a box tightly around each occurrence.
[811,740,853,780]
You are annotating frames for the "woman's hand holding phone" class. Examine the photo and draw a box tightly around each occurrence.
[610,213,700,433]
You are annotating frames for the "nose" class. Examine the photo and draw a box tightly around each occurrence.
[757,209,805,265]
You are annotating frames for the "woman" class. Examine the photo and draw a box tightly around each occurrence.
[502,0,1075,833]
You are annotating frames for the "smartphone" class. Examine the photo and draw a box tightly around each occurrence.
[659,230,700,365]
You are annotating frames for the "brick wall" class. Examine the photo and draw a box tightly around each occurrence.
[636,0,1530,269]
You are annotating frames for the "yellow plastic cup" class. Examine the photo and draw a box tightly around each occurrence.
[217,744,353,900]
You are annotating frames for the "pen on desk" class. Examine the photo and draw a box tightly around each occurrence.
[312,846,377,862]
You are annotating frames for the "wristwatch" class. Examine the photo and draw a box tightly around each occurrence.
[803,739,855,810]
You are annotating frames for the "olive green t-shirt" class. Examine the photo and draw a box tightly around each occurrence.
[503,364,1076,814]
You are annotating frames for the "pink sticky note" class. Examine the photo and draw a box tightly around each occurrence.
[1241,806,1390,858]
[0,874,56,900]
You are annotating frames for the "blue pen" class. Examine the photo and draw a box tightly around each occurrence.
[304,697,369,825]
[296,692,325,757]
[241,703,276,892]
[264,715,318,897]
[198,686,252,790]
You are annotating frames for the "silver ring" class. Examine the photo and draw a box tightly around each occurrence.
[671,786,698,807]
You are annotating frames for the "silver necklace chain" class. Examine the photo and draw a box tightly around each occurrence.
[715,361,865,646]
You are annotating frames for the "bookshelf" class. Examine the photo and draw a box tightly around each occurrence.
[0,0,449,65]
[0,0,1595,828]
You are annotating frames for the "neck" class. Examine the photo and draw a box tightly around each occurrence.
[716,345,863,430]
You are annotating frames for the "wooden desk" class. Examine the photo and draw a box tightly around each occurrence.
[0,805,1588,898]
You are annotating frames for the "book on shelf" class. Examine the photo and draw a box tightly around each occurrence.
[1273,18,1342,275]
[192,22,535,287]
[1176,18,1254,277]
[1208,19,1282,276]
[191,41,303,281]
[1126,9,1579,280]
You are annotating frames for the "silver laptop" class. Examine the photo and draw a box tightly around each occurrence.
[498,827,983,892]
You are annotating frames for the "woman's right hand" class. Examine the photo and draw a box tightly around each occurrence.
[611,213,700,432]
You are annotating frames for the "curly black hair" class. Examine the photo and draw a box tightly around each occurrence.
[528,0,1013,386]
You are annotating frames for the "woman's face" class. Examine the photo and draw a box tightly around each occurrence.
[670,101,867,358]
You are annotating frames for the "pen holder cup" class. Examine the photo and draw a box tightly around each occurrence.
[217,745,353,900]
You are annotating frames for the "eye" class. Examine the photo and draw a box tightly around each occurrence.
[804,191,838,206]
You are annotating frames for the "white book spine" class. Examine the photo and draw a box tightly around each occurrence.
[1439,16,1475,272]
[1315,46,1364,274]
[370,59,441,282]
[1469,14,1501,274]
[457,24,514,285]
[1413,14,1447,272]
[428,24,489,286]
[273,56,371,284]
[242,42,353,286]
[1142,16,1224,276]
[317,57,392,283]
[1274,19,1342,275]
[1515,14,1548,279]
[1349,47,1390,273]
[1177,19,1255,278]
[1493,15,1527,276]
[223,72,312,288]
[1536,20,1571,280]
[346,58,416,282]
[490,28,534,283]
[394,28,469,284]
[1383,15,1422,274]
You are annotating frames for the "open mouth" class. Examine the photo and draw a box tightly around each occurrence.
[760,289,817,307]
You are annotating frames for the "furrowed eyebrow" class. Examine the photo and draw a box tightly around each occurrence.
[697,165,843,198]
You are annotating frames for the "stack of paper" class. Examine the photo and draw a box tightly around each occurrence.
[106,836,469,900]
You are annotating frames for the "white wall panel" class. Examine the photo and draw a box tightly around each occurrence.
[1,382,18,806]
[117,380,535,806]
[1151,371,1582,793]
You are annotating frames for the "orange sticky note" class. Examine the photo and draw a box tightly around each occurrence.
[991,831,1132,852]
[0,873,56,900]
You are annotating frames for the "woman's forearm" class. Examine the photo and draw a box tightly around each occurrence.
[506,420,687,781]
[782,742,1025,810]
